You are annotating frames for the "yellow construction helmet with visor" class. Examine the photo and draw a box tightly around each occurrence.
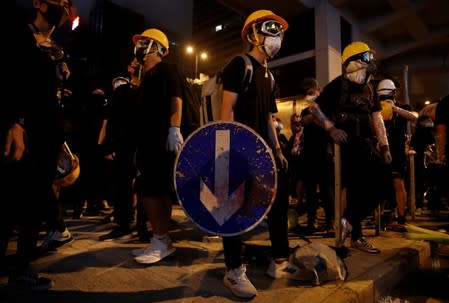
[341,41,375,65]
[132,28,169,61]
[241,9,289,41]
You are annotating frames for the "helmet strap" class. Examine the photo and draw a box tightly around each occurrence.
[142,40,166,61]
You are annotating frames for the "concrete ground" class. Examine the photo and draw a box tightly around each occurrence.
[1,204,448,303]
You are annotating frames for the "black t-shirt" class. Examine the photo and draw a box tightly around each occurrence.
[136,61,183,150]
[384,103,411,166]
[315,76,381,139]
[3,18,64,161]
[435,95,449,160]
[222,54,277,142]
[104,83,140,153]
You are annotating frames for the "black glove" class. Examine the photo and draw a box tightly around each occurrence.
[328,126,348,145]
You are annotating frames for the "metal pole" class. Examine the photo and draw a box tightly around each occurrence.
[403,65,416,219]
[409,150,416,219]
[195,54,198,80]
[334,143,342,247]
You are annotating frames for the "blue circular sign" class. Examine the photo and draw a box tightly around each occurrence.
[174,121,277,236]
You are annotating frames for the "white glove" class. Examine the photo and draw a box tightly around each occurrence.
[166,126,184,154]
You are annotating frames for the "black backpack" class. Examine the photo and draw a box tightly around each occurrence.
[200,53,274,124]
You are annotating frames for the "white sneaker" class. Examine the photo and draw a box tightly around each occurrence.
[338,218,352,247]
[134,237,175,264]
[40,228,74,251]
[131,248,146,257]
[223,265,257,298]
[266,259,301,280]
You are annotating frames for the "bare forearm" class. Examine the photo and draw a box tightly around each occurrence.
[394,106,418,122]
[170,97,182,127]
[309,102,334,130]
[372,111,388,147]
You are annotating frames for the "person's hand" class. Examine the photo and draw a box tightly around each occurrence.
[166,127,184,154]
[275,148,288,171]
[4,123,26,161]
[104,152,115,161]
[328,126,347,144]
[381,145,392,164]
[56,61,71,81]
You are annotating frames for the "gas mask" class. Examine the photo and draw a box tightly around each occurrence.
[345,61,368,84]
[263,36,282,58]
[344,54,376,85]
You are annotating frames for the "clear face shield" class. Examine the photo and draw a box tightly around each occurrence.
[134,39,165,64]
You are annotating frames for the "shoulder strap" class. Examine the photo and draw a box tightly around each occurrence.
[238,54,253,93]
[239,54,275,93]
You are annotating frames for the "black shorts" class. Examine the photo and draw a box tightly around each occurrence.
[135,146,176,196]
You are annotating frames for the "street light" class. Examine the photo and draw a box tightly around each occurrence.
[186,45,207,79]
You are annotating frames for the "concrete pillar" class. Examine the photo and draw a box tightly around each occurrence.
[314,1,342,87]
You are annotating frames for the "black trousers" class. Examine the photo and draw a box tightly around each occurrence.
[223,159,290,269]
[342,138,391,240]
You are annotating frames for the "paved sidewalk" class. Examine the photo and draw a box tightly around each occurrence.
[1,205,442,303]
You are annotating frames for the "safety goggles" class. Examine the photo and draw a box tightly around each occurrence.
[259,20,284,37]
[355,51,374,64]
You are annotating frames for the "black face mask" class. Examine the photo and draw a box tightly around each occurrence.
[42,2,66,27]
[134,47,147,64]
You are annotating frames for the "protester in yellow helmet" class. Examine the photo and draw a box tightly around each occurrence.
[126,28,184,265]
[309,41,392,254]
[219,9,294,299]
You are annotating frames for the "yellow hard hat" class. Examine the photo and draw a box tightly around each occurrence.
[54,146,80,187]
[341,41,374,64]
[132,28,169,50]
[241,9,289,41]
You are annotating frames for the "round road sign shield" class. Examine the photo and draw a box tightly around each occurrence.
[174,121,277,236]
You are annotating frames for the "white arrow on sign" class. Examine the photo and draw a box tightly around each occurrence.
[200,129,245,225]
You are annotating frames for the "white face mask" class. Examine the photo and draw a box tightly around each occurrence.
[346,69,367,84]
[345,60,370,84]
[263,36,282,58]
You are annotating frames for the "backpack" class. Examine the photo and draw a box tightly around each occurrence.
[200,53,275,124]
[175,67,202,138]
[290,242,348,286]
